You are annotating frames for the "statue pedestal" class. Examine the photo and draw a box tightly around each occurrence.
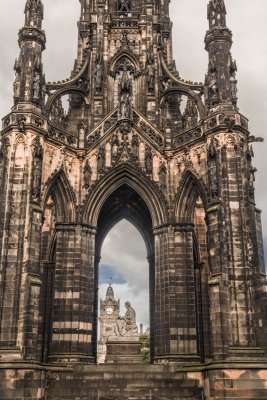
[106,336,143,364]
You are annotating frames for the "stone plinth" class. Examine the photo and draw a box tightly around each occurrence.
[106,336,143,364]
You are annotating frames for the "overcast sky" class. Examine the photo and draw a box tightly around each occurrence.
[0,1,266,329]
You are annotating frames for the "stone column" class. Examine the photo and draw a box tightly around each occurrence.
[0,136,29,356]
[48,224,96,363]
[153,224,199,362]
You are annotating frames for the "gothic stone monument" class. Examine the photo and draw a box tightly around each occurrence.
[0,0,267,399]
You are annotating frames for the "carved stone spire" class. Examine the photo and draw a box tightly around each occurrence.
[207,0,226,29]
[13,0,46,108]
[205,0,238,110]
[24,0,44,29]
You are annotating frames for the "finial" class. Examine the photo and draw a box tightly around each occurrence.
[207,0,226,29]
[24,0,44,29]
[106,283,114,299]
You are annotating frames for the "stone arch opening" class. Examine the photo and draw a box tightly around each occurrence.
[93,184,155,362]
[175,173,212,361]
[97,219,149,364]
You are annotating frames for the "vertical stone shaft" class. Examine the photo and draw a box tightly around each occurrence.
[49,225,96,363]
[154,225,198,362]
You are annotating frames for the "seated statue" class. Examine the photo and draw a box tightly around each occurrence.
[114,302,138,337]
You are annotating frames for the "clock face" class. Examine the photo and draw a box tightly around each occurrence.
[106,306,114,315]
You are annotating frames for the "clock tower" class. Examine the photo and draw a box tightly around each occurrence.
[98,285,120,363]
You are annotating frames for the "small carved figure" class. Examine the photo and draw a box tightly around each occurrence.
[50,98,66,127]
[209,72,219,102]
[183,98,198,129]
[83,160,92,189]
[31,135,43,202]
[95,60,104,94]
[208,140,218,200]
[33,72,41,101]
[32,163,42,201]
[230,76,238,104]
[17,115,26,132]
[118,94,132,121]
[114,302,138,337]
[112,133,120,159]
[147,62,155,92]
[121,31,130,48]
[131,133,139,158]
[13,72,20,101]
[159,162,167,189]
[145,146,153,174]
[98,146,105,174]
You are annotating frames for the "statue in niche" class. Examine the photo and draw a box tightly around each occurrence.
[112,133,120,159]
[114,302,138,337]
[117,63,133,121]
[163,102,172,129]
[33,72,41,101]
[95,57,104,94]
[208,139,218,200]
[50,98,66,127]
[147,61,155,92]
[208,56,219,105]
[183,98,198,129]
[118,94,132,120]
[13,72,20,102]
[13,58,21,103]
[131,133,139,159]
[98,145,105,174]
[31,135,43,202]
[145,146,153,174]
[25,0,43,29]
[229,57,238,105]
[159,162,167,189]
[17,115,26,132]
[157,26,164,50]
[83,160,92,189]
[118,0,131,13]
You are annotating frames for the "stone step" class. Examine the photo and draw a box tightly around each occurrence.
[210,388,267,398]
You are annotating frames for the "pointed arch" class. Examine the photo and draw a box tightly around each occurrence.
[42,168,76,222]
[83,163,168,228]
[110,51,141,74]
[175,169,209,222]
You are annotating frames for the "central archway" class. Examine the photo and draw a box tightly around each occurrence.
[93,184,155,361]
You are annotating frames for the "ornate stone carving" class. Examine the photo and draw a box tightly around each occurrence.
[159,162,167,189]
[183,98,198,129]
[17,115,26,132]
[31,135,43,202]
[131,133,139,159]
[25,0,43,29]
[95,55,104,94]
[33,71,41,103]
[145,146,153,175]
[118,93,132,121]
[208,138,218,201]
[207,56,219,106]
[98,145,106,174]
[83,160,92,189]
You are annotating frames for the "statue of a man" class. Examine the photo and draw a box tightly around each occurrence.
[114,302,138,337]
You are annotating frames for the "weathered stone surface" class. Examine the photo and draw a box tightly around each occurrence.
[0,0,266,399]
